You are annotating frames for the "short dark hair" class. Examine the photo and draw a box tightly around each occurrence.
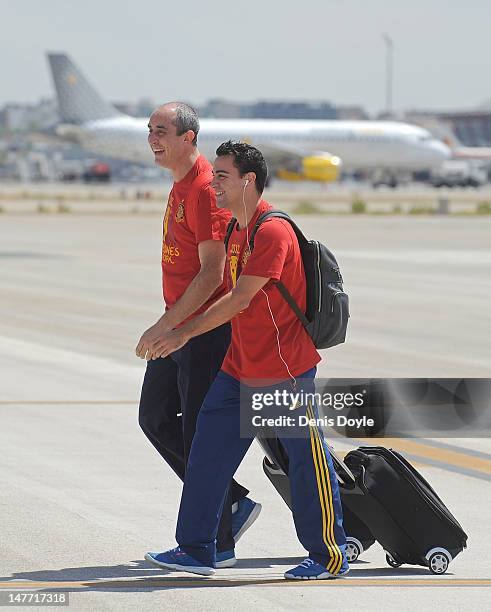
[171,102,200,146]
[215,141,268,193]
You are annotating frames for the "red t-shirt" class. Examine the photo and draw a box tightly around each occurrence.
[221,200,320,383]
[161,155,231,321]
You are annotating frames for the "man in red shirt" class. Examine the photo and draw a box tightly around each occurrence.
[144,141,348,580]
[136,106,260,568]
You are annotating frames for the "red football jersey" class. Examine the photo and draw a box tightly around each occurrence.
[161,155,230,322]
[221,200,320,383]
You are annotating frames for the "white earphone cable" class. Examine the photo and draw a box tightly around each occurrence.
[242,181,296,389]
[260,286,297,389]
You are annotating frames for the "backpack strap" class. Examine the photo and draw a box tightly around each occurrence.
[247,210,310,328]
[248,210,293,250]
[275,280,309,327]
[224,217,237,251]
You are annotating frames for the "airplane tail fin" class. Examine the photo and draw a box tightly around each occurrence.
[416,117,462,149]
[47,53,121,123]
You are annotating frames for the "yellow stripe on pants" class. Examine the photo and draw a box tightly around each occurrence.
[309,408,343,574]
[312,420,343,574]
[307,403,343,574]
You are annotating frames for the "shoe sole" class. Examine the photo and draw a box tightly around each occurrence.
[234,502,262,544]
[215,557,237,569]
[284,569,349,581]
[144,553,215,576]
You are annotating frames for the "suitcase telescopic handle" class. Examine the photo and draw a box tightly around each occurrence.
[327,444,356,486]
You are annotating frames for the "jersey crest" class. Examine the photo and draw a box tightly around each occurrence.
[241,246,251,268]
[175,201,185,223]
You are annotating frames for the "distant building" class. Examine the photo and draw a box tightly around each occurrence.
[33,98,58,129]
[1,96,369,132]
[1,98,58,132]
[250,100,337,120]
[200,99,245,118]
[114,102,133,116]
[438,111,491,147]
[201,99,339,119]
[3,104,28,131]
[114,98,156,118]
[336,105,369,120]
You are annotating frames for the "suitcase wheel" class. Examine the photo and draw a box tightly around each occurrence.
[426,548,451,575]
[385,552,402,568]
[346,537,363,563]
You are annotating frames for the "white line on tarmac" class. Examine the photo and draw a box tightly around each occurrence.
[0,335,142,381]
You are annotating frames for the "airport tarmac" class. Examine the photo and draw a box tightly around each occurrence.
[0,213,490,610]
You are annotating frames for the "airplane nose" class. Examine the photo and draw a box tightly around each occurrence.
[431,139,451,162]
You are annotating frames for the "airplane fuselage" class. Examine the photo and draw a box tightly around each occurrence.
[65,116,450,171]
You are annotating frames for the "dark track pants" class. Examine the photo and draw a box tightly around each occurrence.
[138,323,249,553]
[176,368,347,571]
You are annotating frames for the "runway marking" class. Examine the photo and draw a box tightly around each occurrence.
[354,438,491,479]
[0,336,142,380]
[418,438,491,461]
[1,578,490,590]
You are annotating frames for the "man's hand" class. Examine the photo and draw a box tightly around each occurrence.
[135,320,171,359]
[148,328,189,360]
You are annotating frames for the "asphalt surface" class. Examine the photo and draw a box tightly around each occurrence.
[0,213,490,611]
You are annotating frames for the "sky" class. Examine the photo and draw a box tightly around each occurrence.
[2,0,490,114]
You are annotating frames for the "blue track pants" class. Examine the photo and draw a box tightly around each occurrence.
[176,368,347,572]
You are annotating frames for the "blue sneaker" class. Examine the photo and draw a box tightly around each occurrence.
[232,497,262,543]
[215,549,237,568]
[284,558,350,580]
[144,547,215,576]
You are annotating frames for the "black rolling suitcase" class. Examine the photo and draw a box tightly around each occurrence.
[258,438,468,573]
[258,436,376,563]
[341,446,468,574]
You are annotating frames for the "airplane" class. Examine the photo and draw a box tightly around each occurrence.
[47,53,450,184]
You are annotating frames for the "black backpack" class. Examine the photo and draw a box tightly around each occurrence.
[224,210,349,349]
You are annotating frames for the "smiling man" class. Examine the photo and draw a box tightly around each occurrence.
[144,141,348,580]
[136,105,260,568]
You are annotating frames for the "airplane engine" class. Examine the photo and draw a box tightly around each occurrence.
[55,123,85,144]
[277,152,342,182]
[303,153,342,181]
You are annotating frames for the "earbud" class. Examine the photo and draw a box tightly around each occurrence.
[244,179,249,187]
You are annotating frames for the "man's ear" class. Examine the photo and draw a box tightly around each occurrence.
[183,129,196,143]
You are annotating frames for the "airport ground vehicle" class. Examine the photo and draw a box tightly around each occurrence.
[431,160,487,188]
[83,162,111,182]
